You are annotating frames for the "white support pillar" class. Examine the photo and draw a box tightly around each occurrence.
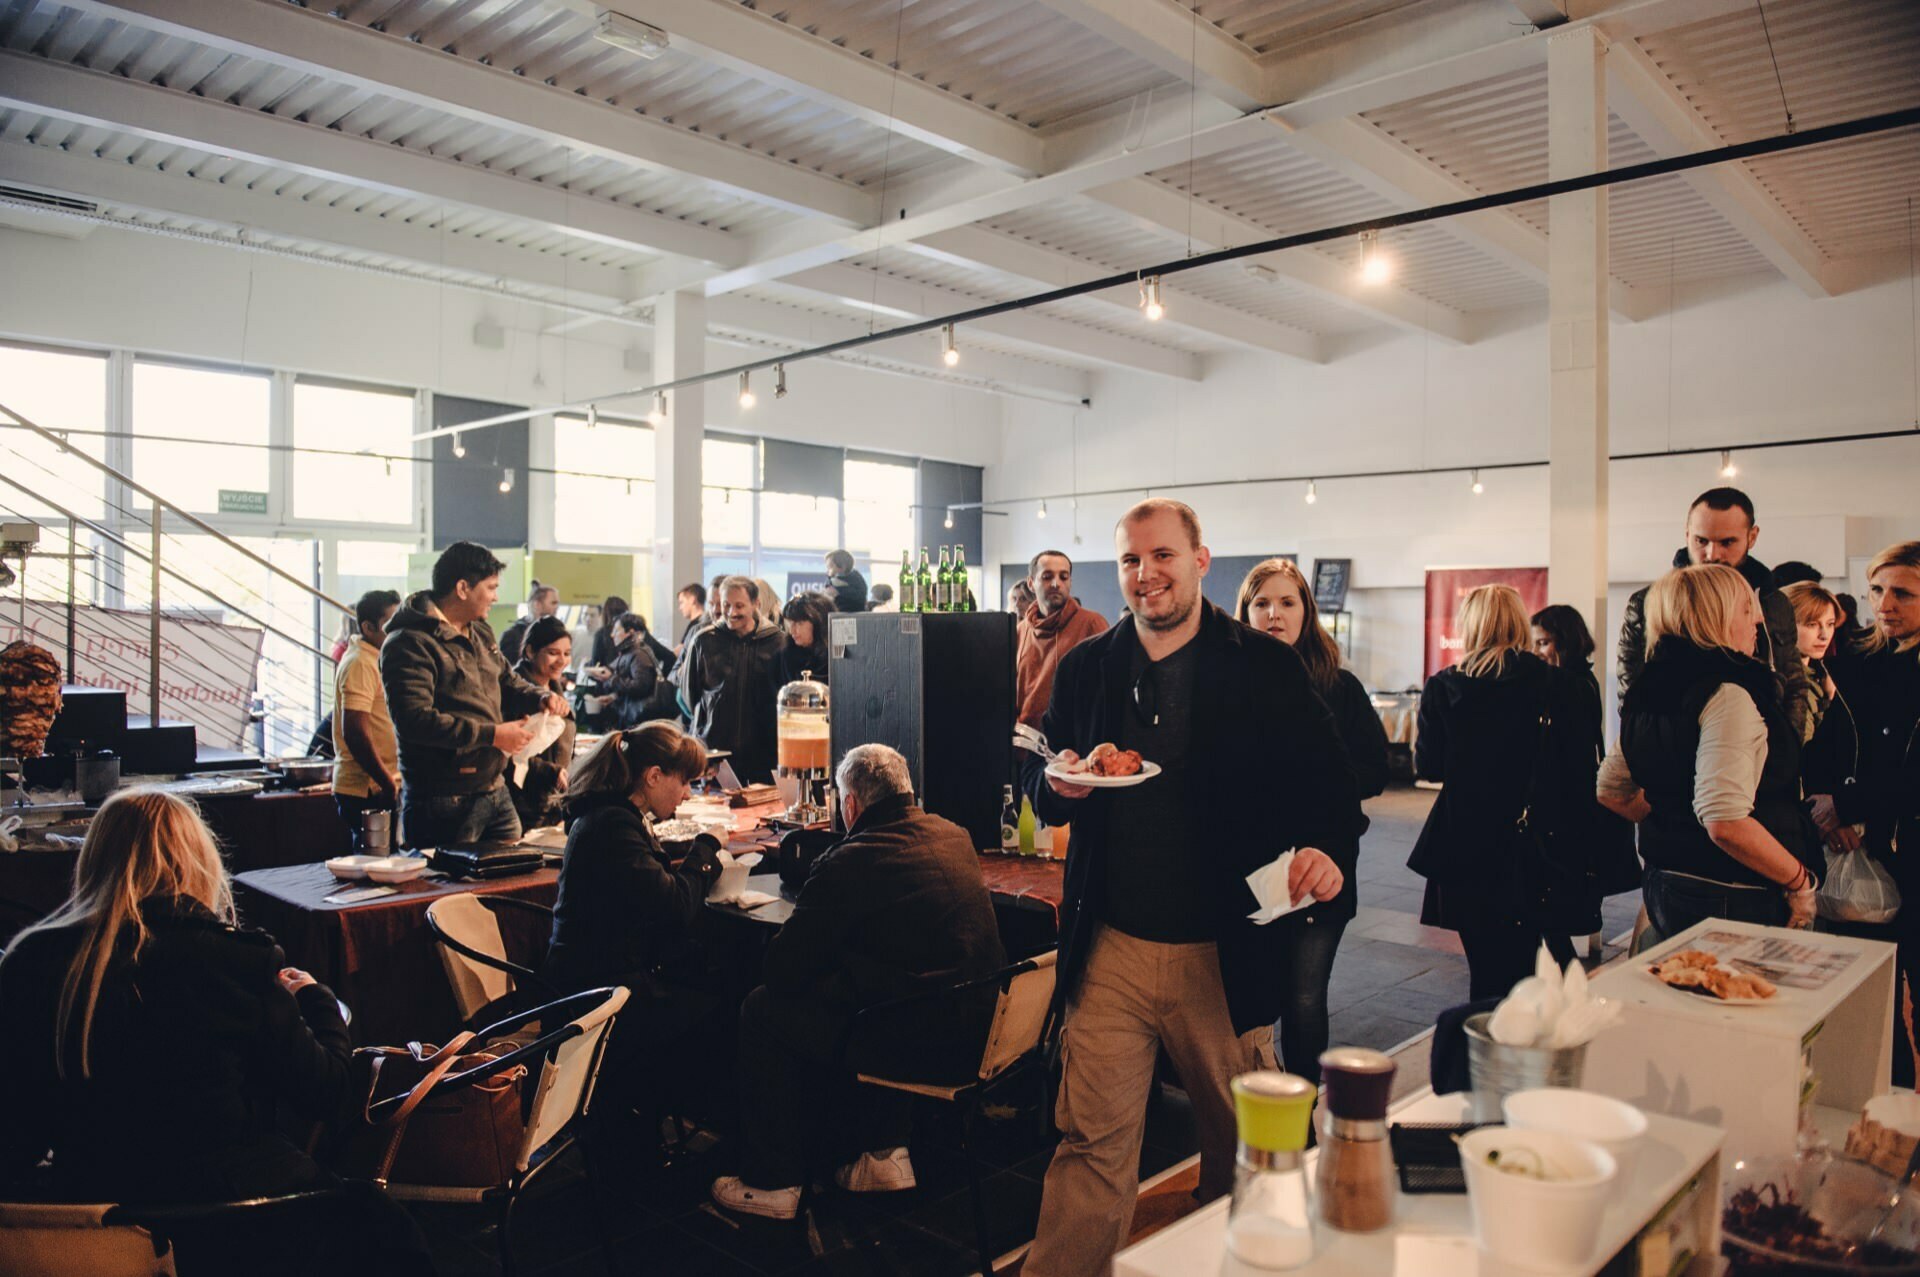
[651,291,705,638]
[1547,26,1611,681]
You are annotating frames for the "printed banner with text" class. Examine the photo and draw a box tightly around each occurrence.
[1423,566,1550,679]
[1,600,264,749]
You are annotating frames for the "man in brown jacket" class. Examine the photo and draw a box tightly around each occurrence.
[1016,550,1108,727]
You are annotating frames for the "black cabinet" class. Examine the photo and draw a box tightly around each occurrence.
[827,611,1014,851]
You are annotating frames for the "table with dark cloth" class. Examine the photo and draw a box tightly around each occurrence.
[198,788,354,869]
[232,861,559,1045]
[707,852,1064,959]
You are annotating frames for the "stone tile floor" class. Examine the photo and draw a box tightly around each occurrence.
[412,783,1645,1275]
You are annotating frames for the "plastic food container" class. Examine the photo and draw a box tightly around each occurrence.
[1458,1126,1617,1271]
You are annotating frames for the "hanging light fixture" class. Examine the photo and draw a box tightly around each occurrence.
[498,466,515,494]
[1037,499,1049,520]
[586,402,598,429]
[1471,469,1484,495]
[451,432,466,459]
[775,363,788,399]
[1305,479,1318,505]
[941,324,960,367]
[1720,449,1738,478]
[943,507,954,530]
[647,391,667,426]
[1139,275,1164,321]
[1358,230,1391,285]
[738,370,756,409]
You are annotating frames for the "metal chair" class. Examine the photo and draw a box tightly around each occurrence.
[0,1190,346,1276]
[424,892,558,1028]
[842,949,1059,1277]
[376,985,629,1277]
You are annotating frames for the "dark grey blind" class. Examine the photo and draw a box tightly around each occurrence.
[431,396,527,550]
[761,438,845,499]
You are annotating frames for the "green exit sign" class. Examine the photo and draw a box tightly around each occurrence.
[217,489,269,515]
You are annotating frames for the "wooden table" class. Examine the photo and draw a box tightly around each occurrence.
[232,861,559,1045]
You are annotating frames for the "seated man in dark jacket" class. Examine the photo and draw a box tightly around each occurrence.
[710,744,1006,1220]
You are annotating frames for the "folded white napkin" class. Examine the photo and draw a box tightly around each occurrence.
[507,711,569,786]
[706,849,766,906]
[1245,850,1310,925]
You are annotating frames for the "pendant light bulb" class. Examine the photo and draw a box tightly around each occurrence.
[775,363,788,400]
[647,391,667,426]
[738,370,755,410]
[1139,276,1164,322]
[943,507,954,530]
[586,403,598,429]
[1305,479,1317,505]
[499,466,515,494]
[1720,449,1737,478]
[1471,469,1484,495]
[451,432,466,459]
[941,324,960,367]
[1037,499,1048,520]
[1358,230,1391,285]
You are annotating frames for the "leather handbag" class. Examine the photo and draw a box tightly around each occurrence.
[337,1033,529,1188]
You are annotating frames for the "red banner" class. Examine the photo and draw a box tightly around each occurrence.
[1423,567,1550,678]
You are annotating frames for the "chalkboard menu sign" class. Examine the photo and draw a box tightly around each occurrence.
[1312,559,1352,612]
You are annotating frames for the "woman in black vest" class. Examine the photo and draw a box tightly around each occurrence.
[1600,564,1821,944]
[1409,584,1602,999]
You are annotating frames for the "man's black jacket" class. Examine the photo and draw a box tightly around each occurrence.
[1022,601,1364,1034]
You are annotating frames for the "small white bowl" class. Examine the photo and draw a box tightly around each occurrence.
[363,855,429,884]
[325,854,382,880]
[1504,1088,1649,1185]
[1459,1126,1617,1271]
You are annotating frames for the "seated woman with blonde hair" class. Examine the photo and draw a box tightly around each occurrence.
[0,788,428,1273]
[1600,563,1823,945]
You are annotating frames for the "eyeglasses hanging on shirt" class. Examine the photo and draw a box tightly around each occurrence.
[1131,665,1159,727]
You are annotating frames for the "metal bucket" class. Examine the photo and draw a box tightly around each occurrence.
[1463,1012,1588,1123]
[360,809,392,856]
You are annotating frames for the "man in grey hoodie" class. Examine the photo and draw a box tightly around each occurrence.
[381,542,571,848]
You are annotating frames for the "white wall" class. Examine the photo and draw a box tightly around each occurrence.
[987,272,1920,694]
[0,223,1005,469]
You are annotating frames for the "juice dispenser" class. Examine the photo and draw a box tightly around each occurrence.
[775,669,831,825]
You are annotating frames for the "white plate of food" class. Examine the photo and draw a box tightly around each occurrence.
[1044,743,1160,789]
[1646,949,1778,1005]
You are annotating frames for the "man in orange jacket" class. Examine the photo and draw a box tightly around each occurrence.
[1015,550,1108,728]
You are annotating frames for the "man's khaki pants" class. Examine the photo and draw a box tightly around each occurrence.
[1023,926,1275,1277]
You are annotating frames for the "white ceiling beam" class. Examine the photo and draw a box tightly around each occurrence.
[1274,115,1661,321]
[705,294,1092,401]
[64,0,874,225]
[573,0,1046,177]
[911,226,1324,362]
[783,263,1202,381]
[1022,0,1269,112]
[0,138,640,305]
[1605,37,1832,296]
[0,49,746,267]
[1078,182,1475,343]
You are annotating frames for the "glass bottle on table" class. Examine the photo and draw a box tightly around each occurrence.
[954,546,973,611]
[899,549,917,613]
[1017,794,1036,857]
[937,546,953,611]
[915,549,933,615]
[1225,1071,1317,1271]
[999,785,1019,853]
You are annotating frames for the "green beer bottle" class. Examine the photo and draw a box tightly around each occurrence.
[936,546,952,612]
[953,545,972,611]
[916,549,933,613]
[898,549,916,613]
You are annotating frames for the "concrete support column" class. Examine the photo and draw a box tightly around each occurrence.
[651,290,705,639]
[1547,26,1611,682]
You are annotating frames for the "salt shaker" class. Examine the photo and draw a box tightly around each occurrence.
[1223,1070,1317,1271]
[1316,1046,1397,1233]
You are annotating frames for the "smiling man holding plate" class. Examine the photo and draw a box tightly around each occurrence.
[1018,498,1365,1277]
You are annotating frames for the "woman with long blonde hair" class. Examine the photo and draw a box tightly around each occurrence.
[0,789,426,1269]
[1599,564,1822,945]
[1234,558,1387,1083]
[1408,585,1604,997]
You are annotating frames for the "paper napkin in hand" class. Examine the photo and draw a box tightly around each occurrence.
[507,711,569,786]
[1245,850,1310,925]
[706,849,766,906]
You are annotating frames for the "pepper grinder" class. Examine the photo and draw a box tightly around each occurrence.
[1315,1046,1397,1233]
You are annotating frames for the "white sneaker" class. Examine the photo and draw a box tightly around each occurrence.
[834,1146,917,1193]
[709,1175,801,1220]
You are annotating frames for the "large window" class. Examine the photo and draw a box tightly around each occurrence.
[292,380,416,525]
[843,458,917,570]
[759,492,839,550]
[132,361,271,514]
[0,343,109,520]
[702,437,756,547]
[553,413,654,548]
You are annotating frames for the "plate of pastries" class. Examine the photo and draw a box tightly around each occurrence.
[1045,742,1161,788]
[1647,948,1778,1004]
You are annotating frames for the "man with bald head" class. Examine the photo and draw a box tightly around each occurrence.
[1019,499,1364,1277]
